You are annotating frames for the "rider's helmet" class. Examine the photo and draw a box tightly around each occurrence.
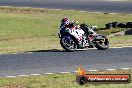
[61,17,68,23]
[61,17,70,26]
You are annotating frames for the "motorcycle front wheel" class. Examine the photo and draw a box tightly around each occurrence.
[60,36,77,52]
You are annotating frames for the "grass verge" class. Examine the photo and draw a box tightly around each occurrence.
[0,6,132,54]
[0,69,131,88]
[108,35,132,47]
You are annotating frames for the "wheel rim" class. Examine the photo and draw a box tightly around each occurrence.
[62,36,77,50]
[97,36,109,46]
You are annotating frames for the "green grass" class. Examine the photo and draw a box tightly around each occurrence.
[0,6,132,54]
[0,69,131,88]
[109,35,132,47]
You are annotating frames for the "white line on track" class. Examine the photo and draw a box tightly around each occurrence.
[30,74,41,76]
[18,75,29,77]
[106,69,116,70]
[122,46,132,48]
[88,70,99,71]
[6,76,16,78]
[110,46,132,49]
[72,71,78,73]
[2,67,131,78]
[109,13,117,14]
[110,47,123,48]
[52,9,61,10]
[59,72,70,74]
[44,73,54,75]
[12,53,18,54]
[92,12,103,14]
[121,68,131,70]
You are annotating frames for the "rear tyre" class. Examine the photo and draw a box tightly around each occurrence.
[60,36,77,52]
[95,35,109,50]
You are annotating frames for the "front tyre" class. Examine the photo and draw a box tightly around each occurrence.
[60,36,77,52]
[94,35,109,50]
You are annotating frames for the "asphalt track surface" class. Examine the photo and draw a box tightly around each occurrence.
[0,0,132,13]
[0,47,132,77]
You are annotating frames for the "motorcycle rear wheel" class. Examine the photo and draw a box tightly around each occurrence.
[95,35,109,50]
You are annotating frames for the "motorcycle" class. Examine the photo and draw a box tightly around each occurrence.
[58,21,109,52]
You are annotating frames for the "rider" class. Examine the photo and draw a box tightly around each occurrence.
[60,17,85,47]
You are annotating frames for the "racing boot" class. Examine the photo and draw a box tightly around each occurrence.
[78,41,83,48]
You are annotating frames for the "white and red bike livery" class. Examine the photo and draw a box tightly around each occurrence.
[58,18,109,51]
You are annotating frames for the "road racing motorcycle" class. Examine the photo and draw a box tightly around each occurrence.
[58,20,109,52]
